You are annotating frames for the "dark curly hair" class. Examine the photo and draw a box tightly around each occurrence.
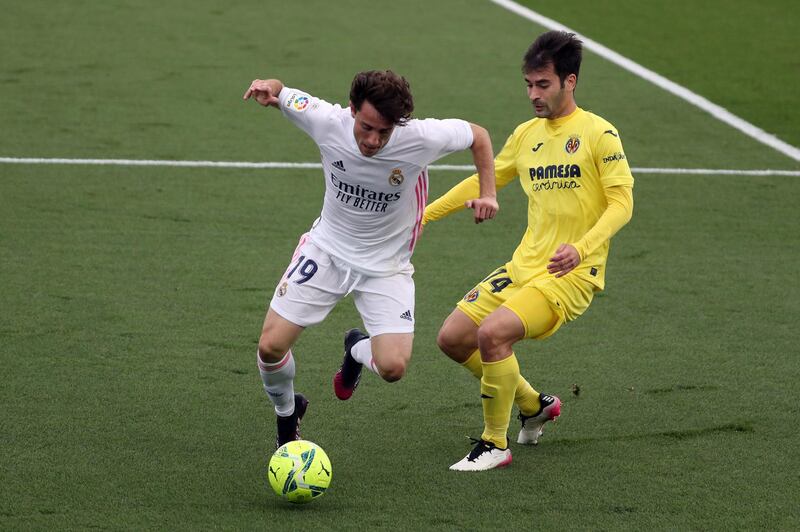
[349,70,414,126]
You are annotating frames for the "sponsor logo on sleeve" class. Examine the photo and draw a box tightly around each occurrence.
[602,152,626,164]
[602,129,618,137]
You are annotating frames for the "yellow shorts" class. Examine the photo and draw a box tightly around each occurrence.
[455,263,595,340]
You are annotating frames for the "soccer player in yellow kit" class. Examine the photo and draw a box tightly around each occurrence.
[423,31,634,471]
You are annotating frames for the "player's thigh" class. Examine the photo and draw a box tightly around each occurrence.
[259,308,305,360]
[502,285,563,340]
[352,271,415,337]
[268,238,346,329]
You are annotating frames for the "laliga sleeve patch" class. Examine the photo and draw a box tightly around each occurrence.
[284,93,310,112]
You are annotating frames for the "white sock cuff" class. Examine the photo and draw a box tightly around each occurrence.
[351,339,380,376]
[257,350,293,373]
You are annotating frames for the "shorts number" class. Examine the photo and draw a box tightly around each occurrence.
[489,277,512,293]
[286,255,318,285]
[482,267,512,293]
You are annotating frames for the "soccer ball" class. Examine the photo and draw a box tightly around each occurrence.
[268,440,332,503]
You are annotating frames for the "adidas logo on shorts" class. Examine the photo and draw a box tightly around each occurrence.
[399,310,413,322]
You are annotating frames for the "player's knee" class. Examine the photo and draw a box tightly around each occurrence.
[438,322,478,359]
[258,333,289,363]
[436,327,459,356]
[377,359,407,383]
[476,322,505,357]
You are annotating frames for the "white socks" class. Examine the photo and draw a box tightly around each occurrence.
[257,350,296,416]
[351,339,380,376]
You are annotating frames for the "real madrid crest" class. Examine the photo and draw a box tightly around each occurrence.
[389,168,404,186]
[277,281,288,297]
[565,135,581,154]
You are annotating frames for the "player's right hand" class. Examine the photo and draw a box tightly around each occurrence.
[243,79,279,107]
[465,196,499,224]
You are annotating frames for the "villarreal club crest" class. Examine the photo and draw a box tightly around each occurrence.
[565,135,581,154]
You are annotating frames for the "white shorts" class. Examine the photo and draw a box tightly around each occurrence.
[269,236,415,336]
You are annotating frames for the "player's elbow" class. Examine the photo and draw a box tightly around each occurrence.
[609,185,634,226]
[622,191,634,224]
[468,123,490,149]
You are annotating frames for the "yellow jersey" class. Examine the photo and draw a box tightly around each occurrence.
[425,107,633,291]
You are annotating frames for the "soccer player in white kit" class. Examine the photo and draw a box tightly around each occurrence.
[243,71,499,446]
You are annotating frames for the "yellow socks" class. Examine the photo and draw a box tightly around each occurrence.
[462,350,540,417]
[480,354,520,449]
[461,350,484,379]
[514,375,541,417]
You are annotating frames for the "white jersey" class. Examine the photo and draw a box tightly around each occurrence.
[278,86,474,276]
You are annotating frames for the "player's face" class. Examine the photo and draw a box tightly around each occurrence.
[350,101,395,157]
[525,64,576,119]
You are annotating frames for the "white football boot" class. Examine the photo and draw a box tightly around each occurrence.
[517,394,561,445]
[449,438,512,471]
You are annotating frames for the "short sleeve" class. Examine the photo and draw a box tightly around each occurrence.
[494,129,523,187]
[413,118,474,161]
[278,87,338,142]
[594,127,634,189]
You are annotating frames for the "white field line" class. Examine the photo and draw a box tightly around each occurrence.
[490,0,800,163]
[0,157,798,176]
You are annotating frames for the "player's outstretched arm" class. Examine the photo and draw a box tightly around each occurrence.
[422,174,480,226]
[243,79,284,108]
[465,123,498,224]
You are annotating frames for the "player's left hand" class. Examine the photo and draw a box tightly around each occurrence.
[548,244,581,277]
[243,79,280,107]
[465,196,499,224]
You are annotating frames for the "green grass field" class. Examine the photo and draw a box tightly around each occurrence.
[2,0,799,529]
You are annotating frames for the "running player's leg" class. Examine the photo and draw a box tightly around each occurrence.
[335,270,414,397]
[261,237,343,443]
[449,306,524,471]
[438,266,542,413]
[369,333,413,382]
[451,288,559,471]
[494,286,565,444]
[503,279,591,444]
[258,308,304,414]
[476,307,528,449]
